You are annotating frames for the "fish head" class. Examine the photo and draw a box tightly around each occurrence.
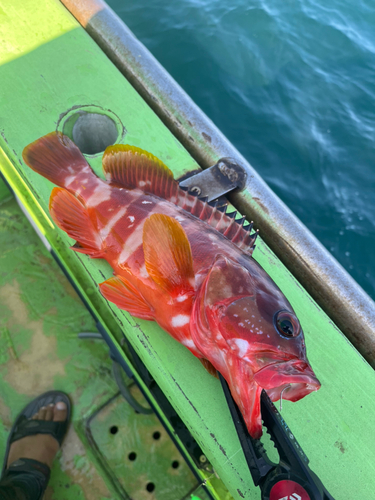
[191,254,320,431]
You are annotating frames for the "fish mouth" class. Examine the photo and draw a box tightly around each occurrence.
[253,358,321,402]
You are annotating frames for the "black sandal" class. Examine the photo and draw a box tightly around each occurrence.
[0,391,71,498]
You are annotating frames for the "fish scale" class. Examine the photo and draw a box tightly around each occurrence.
[22,131,320,439]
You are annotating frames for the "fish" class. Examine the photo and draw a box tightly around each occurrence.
[23,132,320,439]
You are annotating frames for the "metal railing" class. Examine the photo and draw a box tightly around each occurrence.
[61,0,375,367]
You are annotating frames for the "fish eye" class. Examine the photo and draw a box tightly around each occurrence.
[274,310,301,338]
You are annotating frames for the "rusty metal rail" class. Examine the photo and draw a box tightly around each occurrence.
[60,0,375,367]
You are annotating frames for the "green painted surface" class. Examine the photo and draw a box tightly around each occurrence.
[0,189,118,499]
[0,1,374,499]
[0,186,204,499]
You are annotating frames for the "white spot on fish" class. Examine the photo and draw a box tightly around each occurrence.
[238,322,245,327]
[267,334,270,338]
[176,294,188,302]
[183,338,195,348]
[234,339,248,357]
[128,215,135,222]
[171,315,190,327]
[175,215,184,222]
[86,183,112,207]
[142,200,152,204]
[233,314,238,317]
[101,206,127,239]
[65,175,75,186]
[139,264,148,279]
[139,181,146,187]
[128,224,134,228]
[119,224,144,263]
[68,166,74,174]
[82,179,88,184]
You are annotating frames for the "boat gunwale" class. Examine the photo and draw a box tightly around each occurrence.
[60,0,375,367]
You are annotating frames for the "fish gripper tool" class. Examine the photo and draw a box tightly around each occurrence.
[219,374,335,500]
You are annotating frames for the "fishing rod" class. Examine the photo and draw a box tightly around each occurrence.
[219,374,335,500]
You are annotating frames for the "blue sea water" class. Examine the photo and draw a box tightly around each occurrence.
[108,0,375,300]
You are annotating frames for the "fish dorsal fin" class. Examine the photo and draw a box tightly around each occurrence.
[102,144,180,200]
[143,214,195,296]
[103,145,257,254]
[178,190,258,254]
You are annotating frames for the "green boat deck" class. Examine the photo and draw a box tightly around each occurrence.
[0,183,211,499]
[0,1,375,499]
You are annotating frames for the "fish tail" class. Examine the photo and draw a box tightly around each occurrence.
[22,132,94,188]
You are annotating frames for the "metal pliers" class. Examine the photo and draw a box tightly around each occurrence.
[219,375,335,500]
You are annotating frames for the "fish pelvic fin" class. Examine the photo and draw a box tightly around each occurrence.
[99,275,154,320]
[22,132,94,188]
[49,187,101,256]
[143,214,195,296]
[199,359,219,378]
[102,144,257,254]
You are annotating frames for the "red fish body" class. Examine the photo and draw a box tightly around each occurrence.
[23,133,320,438]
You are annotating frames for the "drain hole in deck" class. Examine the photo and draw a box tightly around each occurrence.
[72,113,118,155]
[109,425,118,435]
[146,482,155,493]
[171,460,179,469]
[128,452,137,461]
[152,431,161,440]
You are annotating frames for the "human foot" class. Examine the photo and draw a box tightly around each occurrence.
[7,401,68,469]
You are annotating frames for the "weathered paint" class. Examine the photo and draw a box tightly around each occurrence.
[0,190,117,498]
[0,185,211,499]
[0,1,375,499]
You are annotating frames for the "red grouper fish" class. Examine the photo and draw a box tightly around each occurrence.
[23,132,320,438]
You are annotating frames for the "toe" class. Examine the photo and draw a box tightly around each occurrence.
[53,401,68,422]
[45,404,54,421]
[37,406,47,420]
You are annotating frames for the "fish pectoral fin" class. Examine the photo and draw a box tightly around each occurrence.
[102,144,179,195]
[71,243,106,259]
[143,214,195,296]
[49,187,101,255]
[99,275,154,320]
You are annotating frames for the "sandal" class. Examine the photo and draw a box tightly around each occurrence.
[0,391,71,498]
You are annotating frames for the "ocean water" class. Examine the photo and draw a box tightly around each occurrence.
[108,0,375,300]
